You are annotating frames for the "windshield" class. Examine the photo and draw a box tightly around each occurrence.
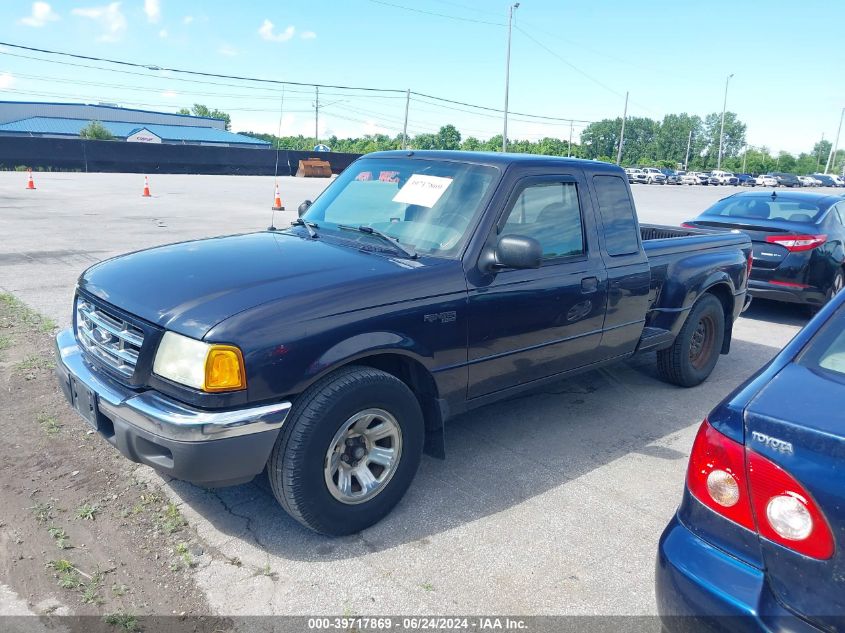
[702,196,825,223]
[300,158,498,258]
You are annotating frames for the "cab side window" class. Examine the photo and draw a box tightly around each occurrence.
[592,175,640,256]
[500,182,584,260]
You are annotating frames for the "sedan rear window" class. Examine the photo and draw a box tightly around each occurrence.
[799,305,845,378]
[703,197,824,223]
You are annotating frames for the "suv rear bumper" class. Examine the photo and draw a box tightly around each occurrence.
[656,515,821,633]
[55,328,290,486]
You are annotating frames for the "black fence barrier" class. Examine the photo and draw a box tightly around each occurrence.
[0,137,362,176]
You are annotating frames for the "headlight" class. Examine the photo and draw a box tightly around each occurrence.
[153,331,246,392]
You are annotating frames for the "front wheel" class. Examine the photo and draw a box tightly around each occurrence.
[267,366,424,535]
[657,294,725,387]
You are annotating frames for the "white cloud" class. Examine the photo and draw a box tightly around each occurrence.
[143,0,160,23]
[218,44,238,57]
[301,30,316,40]
[258,19,295,42]
[158,28,167,38]
[0,73,15,89]
[182,14,193,24]
[71,2,127,42]
[20,2,59,27]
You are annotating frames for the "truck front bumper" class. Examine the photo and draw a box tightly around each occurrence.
[55,328,291,487]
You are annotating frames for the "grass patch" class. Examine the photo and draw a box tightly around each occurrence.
[76,503,99,521]
[420,581,435,592]
[0,334,11,351]
[104,612,140,632]
[38,413,62,437]
[0,293,56,333]
[111,583,128,597]
[47,559,82,589]
[14,354,55,374]
[81,571,105,605]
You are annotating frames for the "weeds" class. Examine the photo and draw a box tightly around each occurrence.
[103,612,140,632]
[111,583,128,597]
[47,526,71,550]
[47,559,81,589]
[256,563,278,581]
[420,582,435,592]
[38,413,61,437]
[81,571,104,605]
[160,502,186,534]
[174,542,196,568]
[0,335,11,350]
[76,503,99,521]
[0,293,56,333]
[31,501,54,523]
[15,354,55,374]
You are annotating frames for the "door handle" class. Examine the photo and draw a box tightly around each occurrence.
[581,276,599,293]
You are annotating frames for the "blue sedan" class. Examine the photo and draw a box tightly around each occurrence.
[656,289,845,631]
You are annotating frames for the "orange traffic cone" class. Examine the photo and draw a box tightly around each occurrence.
[25,169,36,190]
[272,183,284,210]
[142,176,151,197]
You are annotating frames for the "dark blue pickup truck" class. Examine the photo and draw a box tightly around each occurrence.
[55,151,752,534]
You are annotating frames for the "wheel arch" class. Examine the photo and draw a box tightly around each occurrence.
[702,282,735,354]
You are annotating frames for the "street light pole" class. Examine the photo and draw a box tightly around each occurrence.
[825,107,844,174]
[717,73,734,170]
[401,88,410,150]
[616,91,628,165]
[502,2,519,153]
[684,129,693,170]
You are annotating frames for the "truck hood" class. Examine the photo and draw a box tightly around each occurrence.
[79,231,451,339]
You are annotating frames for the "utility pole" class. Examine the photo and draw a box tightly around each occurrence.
[717,73,734,170]
[742,145,748,173]
[401,88,410,150]
[568,120,573,158]
[825,108,844,174]
[616,91,628,165]
[314,86,319,145]
[502,2,519,152]
[684,129,693,170]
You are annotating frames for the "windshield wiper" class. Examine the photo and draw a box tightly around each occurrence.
[337,224,417,258]
[290,218,319,238]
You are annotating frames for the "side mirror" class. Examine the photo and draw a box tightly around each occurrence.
[483,235,542,272]
[298,200,313,217]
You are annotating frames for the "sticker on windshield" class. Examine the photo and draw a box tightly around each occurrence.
[392,174,453,208]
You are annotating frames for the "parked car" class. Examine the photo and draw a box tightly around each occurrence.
[683,190,845,309]
[54,151,753,535]
[656,288,845,632]
[736,173,757,186]
[625,167,648,184]
[641,167,667,184]
[709,170,739,186]
[773,172,802,188]
[680,172,704,185]
[798,175,820,187]
[813,173,845,188]
[755,174,779,187]
[660,168,682,185]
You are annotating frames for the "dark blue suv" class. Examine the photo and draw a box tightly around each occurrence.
[656,289,845,631]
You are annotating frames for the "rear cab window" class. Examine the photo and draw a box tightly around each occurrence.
[592,175,641,256]
[799,304,845,383]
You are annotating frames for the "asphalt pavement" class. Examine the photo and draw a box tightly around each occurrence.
[0,171,819,616]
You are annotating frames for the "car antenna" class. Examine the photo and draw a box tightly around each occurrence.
[268,87,285,231]
[771,190,777,199]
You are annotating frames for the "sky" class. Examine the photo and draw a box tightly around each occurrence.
[1,0,844,154]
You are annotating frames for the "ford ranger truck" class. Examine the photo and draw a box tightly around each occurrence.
[55,151,752,535]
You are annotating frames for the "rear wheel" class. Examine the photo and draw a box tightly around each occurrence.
[657,294,725,387]
[267,366,424,535]
[812,269,845,315]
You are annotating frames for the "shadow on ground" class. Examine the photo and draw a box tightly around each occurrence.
[164,330,788,562]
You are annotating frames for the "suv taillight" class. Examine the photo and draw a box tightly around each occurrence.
[687,419,835,560]
[765,234,827,252]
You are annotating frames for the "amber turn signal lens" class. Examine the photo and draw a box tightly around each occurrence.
[203,345,246,392]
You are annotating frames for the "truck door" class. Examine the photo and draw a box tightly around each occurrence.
[466,173,608,399]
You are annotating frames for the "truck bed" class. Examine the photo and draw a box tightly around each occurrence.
[640,223,745,258]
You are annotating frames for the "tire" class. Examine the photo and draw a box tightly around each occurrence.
[267,366,424,535]
[657,294,725,387]
[811,269,844,315]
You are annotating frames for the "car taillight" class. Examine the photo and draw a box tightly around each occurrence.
[681,222,696,229]
[746,451,835,559]
[746,251,753,279]
[687,420,835,560]
[765,234,827,252]
[687,420,756,530]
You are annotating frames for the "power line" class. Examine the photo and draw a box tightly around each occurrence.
[366,0,505,26]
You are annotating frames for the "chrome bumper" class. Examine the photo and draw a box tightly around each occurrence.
[54,328,291,442]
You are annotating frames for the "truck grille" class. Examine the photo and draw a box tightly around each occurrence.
[75,298,145,378]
